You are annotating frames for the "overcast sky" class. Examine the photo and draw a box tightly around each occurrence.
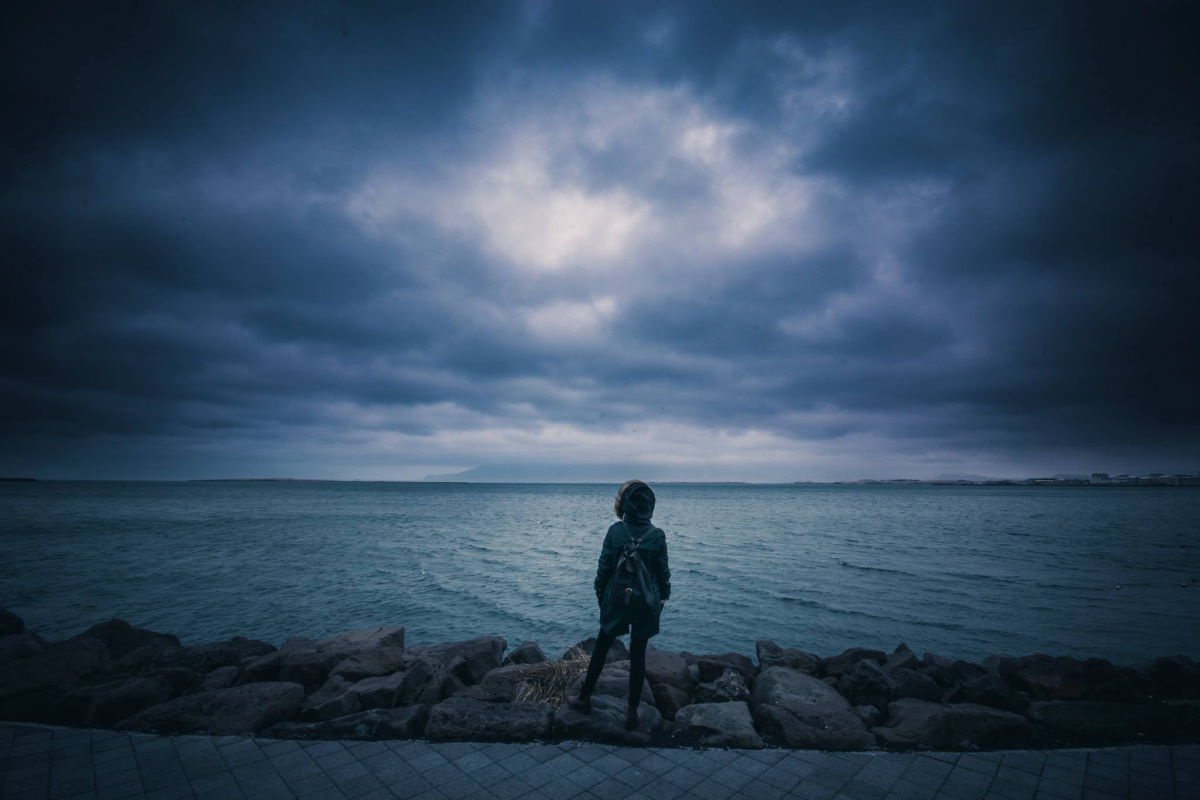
[3,1,1197,482]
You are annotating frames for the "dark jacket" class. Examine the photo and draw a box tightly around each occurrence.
[593,521,671,638]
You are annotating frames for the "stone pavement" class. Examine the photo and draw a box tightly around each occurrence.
[1,723,1195,800]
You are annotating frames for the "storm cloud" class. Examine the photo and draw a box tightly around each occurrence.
[3,1,1197,480]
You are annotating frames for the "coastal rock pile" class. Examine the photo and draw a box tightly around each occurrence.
[1,607,1197,750]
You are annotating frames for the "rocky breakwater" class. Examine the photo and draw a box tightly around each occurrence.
[1,607,1198,751]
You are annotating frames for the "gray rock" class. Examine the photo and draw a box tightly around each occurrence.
[566,637,628,665]
[694,669,750,703]
[839,659,899,708]
[454,664,532,703]
[202,666,240,692]
[406,636,505,686]
[0,638,109,716]
[118,681,305,735]
[72,619,180,660]
[923,653,985,687]
[651,683,691,721]
[821,648,887,679]
[884,644,920,673]
[301,675,362,721]
[146,667,199,695]
[330,647,407,682]
[1132,656,1200,699]
[149,637,276,675]
[503,642,547,666]
[1027,700,1158,740]
[349,672,411,710]
[59,676,173,726]
[279,626,406,689]
[943,672,1029,713]
[644,646,693,691]
[279,650,328,689]
[425,696,552,741]
[240,651,282,683]
[264,706,429,740]
[568,665,653,705]
[756,640,820,675]
[0,633,44,664]
[673,701,762,748]
[0,608,25,636]
[890,668,943,702]
[872,698,1034,749]
[749,667,874,750]
[854,704,882,727]
[553,693,661,745]
[696,653,756,685]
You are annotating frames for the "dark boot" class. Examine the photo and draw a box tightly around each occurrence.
[566,689,591,714]
[624,705,638,731]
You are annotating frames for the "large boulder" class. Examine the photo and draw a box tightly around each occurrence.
[330,647,407,682]
[821,648,887,679]
[201,666,239,692]
[992,654,1133,700]
[673,702,762,748]
[148,637,276,675]
[58,676,173,727]
[1133,656,1200,698]
[405,636,504,686]
[924,653,985,687]
[553,693,662,745]
[0,638,110,720]
[694,669,750,703]
[72,619,180,660]
[425,696,552,742]
[301,675,362,721]
[943,672,1029,713]
[652,683,691,721]
[264,706,429,740]
[696,653,756,686]
[118,682,304,734]
[566,637,628,665]
[240,651,282,683]
[454,664,532,703]
[872,698,1034,749]
[884,644,921,673]
[756,640,820,675]
[279,626,406,688]
[0,633,44,664]
[749,667,874,750]
[644,646,693,691]
[889,668,943,702]
[348,672,410,710]
[0,608,25,636]
[568,665,652,705]
[839,659,899,708]
[1028,699,1200,743]
[503,642,547,666]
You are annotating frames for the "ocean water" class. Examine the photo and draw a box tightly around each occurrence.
[2,480,1198,666]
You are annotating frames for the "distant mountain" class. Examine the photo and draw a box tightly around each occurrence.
[934,472,999,482]
[422,464,666,483]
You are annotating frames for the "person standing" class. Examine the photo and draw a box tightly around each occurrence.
[568,480,671,730]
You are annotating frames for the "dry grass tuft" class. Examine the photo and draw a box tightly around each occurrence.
[512,646,591,708]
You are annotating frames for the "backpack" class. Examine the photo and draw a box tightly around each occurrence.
[603,524,661,613]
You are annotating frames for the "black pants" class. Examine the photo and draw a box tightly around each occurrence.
[581,626,650,709]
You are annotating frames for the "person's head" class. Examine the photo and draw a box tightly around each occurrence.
[614,479,655,523]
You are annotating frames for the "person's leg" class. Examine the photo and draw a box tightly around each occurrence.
[581,628,617,695]
[627,631,648,708]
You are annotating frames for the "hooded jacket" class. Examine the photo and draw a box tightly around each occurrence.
[593,481,672,638]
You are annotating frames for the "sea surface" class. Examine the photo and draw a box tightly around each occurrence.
[2,480,1198,666]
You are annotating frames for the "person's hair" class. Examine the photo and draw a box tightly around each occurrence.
[614,479,655,518]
